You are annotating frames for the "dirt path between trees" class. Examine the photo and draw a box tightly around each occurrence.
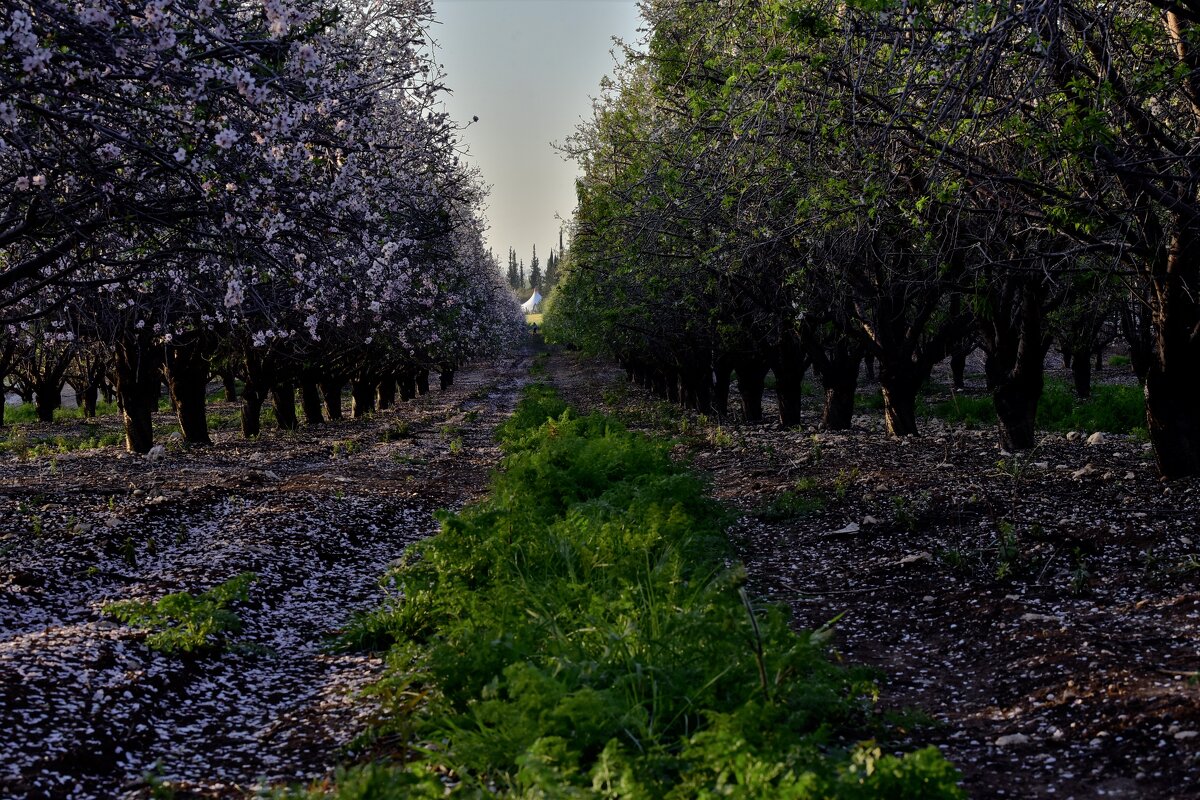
[0,351,532,799]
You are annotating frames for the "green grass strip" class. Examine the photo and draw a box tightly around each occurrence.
[312,385,963,798]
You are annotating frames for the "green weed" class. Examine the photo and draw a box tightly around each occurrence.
[380,421,413,442]
[104,573,257,654]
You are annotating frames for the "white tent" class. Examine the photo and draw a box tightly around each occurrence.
[521,289,543,314]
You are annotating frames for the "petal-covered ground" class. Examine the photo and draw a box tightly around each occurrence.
[0,354,530,799]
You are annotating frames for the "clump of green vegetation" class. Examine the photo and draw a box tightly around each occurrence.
[329,386,962,798]
[380,420,413,442]
[925,379,1145,435]
[757,478,825,521]
[104,573,257,654]
[1107,354,1131,368]
[0,428,123,458]
[331,439,360,458]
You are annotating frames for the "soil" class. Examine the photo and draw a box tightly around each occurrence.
[547,347,1200,800]
[0,351,532,798]
[2,339,1198,799]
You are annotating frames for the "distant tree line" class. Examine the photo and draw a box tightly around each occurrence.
[547,0,1200,479]
[505,231,565,294]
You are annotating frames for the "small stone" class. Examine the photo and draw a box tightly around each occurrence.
[922,595,935,603]
[1021,612,1060,623]
[829,522,860,535]
[1066,431,1082,442]
[862,515,879,525]
[1175,730,1199,741]
[995,733,1030,746]
[1071,464,1097,480]
[104,517,120,528]
[1124,472,1136,480]
[1034,462,1049,470]
[895,551,932,566]
[1086,432,1106,446]
[132,489,145,497]
[146,444,166,462]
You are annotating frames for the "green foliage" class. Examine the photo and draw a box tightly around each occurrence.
[0,426,123,457]
[1035,379,1144,434]
[333,387,962,798]
[104,573,257,654]
[379,421,413,442]
[925,379,1145,435]
[758,478,825,521]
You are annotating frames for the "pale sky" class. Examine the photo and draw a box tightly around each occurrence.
[430,0,642,269]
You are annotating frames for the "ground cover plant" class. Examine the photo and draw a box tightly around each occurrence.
[104,572,257,654]
[323,386,963,798]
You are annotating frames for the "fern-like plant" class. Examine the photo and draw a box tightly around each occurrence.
[104,572,257,654]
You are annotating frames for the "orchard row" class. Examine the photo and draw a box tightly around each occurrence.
[1,0,522,451]
[548,0,1200,478]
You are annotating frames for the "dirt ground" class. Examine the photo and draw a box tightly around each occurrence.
[0,352,532,798]
[546,347,1200,800]
[2,339,1197,799]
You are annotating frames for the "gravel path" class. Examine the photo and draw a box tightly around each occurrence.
[0,352,530,799]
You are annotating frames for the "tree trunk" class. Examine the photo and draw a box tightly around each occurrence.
[416,370,430,396]
[300,380,324,426]
[240,352,273,439]
[81,385,98,418]
[1144,231,1200,478]
[772,331,808,428]
[272,381,299,431]
[735,360,769,423]
[439,362,455,390]
[377,377,396,410]
[351,380,376,419]
[812,340,862,431]
[320,379,344,421]
[164,338,212,445]
[241,388,266,439]
[398,372,417,401]
[878,360,921,437]
[1071,345,1093,399]
[34,384,60,422]
[113,336,160,453]
[220,367,239,402]
[713,359,732,417]
[951,350,968,391]
[984,281,1051,451]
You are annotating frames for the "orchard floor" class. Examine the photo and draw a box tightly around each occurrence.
[0,351,533,798]
[2,340,1198,799]
[544,347,1200,800]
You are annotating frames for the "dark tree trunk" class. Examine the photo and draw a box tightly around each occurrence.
[240,352,274,439]
[735,358,770,423]
[241,388,266,438]
[320,379,344,421]
[164,338,212,445]
[951,350,968,391]
[398,372,417,401]
[272,382,299,431]
[1144,231,1200,478]
[1071,345,1093,399]
[113,336,160,453]
[300,380,324,426]
[1120,294,1154,383]
[439,362,455,390]
[665,369,681,404]
[983,281,1052,452]
[416,370,430,396]
[377,377,396,410]
[772,331,809,428]
[81,385,98,419]
[220,367,238,402]
[713,358,732,417]
[878,368,920,437]
[34,384,60,422]
[819,354,862,431]
[351,380,376,418]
